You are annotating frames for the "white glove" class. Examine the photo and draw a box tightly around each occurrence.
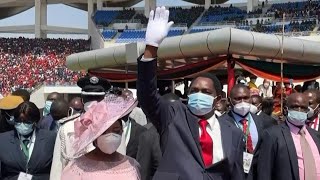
[145,6,174,47]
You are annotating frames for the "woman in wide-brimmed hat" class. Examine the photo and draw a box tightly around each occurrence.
[61,90,140,180]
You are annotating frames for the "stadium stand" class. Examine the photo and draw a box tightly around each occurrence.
[94,9,136,26]
[200,5,246,23]
[102,30,117,40]
[0,38,89,95]
[169,7,205,27]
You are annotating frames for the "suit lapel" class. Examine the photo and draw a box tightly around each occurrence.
[28,129,46,170]
[10,131,28,171]
[281,123,299,180]
[307,127,320,154]
[218,119,233,161]
[185,109,205,167]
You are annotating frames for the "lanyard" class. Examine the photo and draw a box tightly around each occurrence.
[235,116,252,153]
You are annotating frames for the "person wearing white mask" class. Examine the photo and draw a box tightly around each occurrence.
[61,90,140,180]
[257,93,320,180]
[50,76,111,180]
[137,6,245,180]
[258,79,273,98]
[304,89,320,132]
[220,84,275,179]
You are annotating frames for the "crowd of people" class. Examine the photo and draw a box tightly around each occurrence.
[0,6,319,180]
[0,38,89,96]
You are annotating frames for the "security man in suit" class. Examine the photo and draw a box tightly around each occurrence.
[257,93,320,180]
[219,84,275,179]
[251,95,278,125]
[304,89,320,132]
[137,7,245,180]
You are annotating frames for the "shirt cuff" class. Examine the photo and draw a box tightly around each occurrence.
[140,55,156,62]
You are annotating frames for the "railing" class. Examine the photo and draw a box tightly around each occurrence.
[246,14,274,19]
[274,31,320,36]
[112,19,142,24]
[200,21,237,26]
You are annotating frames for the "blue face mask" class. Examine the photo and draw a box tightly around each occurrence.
[43,100,53,116]
[15,123,34,136]
[187,92,216,116]
[287,110,308,126]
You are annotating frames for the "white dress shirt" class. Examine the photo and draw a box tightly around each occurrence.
[198,115,224,164]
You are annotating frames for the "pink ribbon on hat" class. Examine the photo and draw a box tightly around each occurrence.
[74,101,98,138]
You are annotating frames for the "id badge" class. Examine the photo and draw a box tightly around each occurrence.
[18,172,33,180]
[243,152,253,174]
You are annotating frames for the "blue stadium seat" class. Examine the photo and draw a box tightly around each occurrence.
[102,30,117,40]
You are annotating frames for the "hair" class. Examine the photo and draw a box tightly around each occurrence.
[81,95,105,104]
[230,84,250,98]
[12,89,30,101]
[261,98,274,116]
[47,92,63,101]
[50,99,69,121]
[14,102,40,123]
[304,89,320,103]
[251,95,263,103]
[190,73,222,96]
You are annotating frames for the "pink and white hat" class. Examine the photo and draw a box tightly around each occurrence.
[72,92,137,157]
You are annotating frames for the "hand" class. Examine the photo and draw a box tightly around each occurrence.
[145,6,174,47]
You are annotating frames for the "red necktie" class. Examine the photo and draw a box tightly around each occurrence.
[313,115,319,130]
[199,119,213,167]
[240,119,254,153]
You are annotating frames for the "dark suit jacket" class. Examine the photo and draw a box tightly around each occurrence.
[218,111,275,180]
[258,112,278,126]
[0,128,56,180]
[137,123,162,180]
[137,58,245,180]
[127,119,161,180]
[38,114,55,131]
[257,122,320,180]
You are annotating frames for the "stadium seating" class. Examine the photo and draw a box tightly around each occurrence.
[94,9,136,26]
[116,29,185,43]
[102,30,117,40]
[201,6,246,23]
[169,7,205,27]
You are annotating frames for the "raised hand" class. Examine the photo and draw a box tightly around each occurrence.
[145,6,174,47]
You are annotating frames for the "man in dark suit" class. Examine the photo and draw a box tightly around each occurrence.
[38,92,63,129]
[219,84,275,179]
[137,7,244,180]
[257,93,320,180]
[0,101,56,180]
[251,95,278,125]
[304,89,320,132]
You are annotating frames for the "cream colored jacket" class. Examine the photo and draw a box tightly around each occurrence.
[49,113,95,180]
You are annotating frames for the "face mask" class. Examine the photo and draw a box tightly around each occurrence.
[215,110,223,117]
[263,83,270,88]
[15,123,34,136]
[249,104,258,114]
[43,100,53,116]
[97,133,122,154]
[287,110,308,126]
[307,104,319,119]
[233,102,251,117]
[187,93,215,116]
[5,112,15,125]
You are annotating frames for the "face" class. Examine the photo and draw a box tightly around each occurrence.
[305,92,319,116]
[252,97,262,111]
[189,77,217,97]
[263,80,270,88]
[16,113,34,125]
[230,87,251,106]
[102,120,123,136]
[47,93,59,102]
[287,94,309,113]
[215,99,227,112]
[284,83,290,88]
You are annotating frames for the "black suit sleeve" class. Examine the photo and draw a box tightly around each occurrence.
[137,58,173,133]
[257,130,276,180]
[136,128,162,180]
[232,131,245,180]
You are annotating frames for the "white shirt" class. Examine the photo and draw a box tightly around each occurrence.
[198,115,224,164]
